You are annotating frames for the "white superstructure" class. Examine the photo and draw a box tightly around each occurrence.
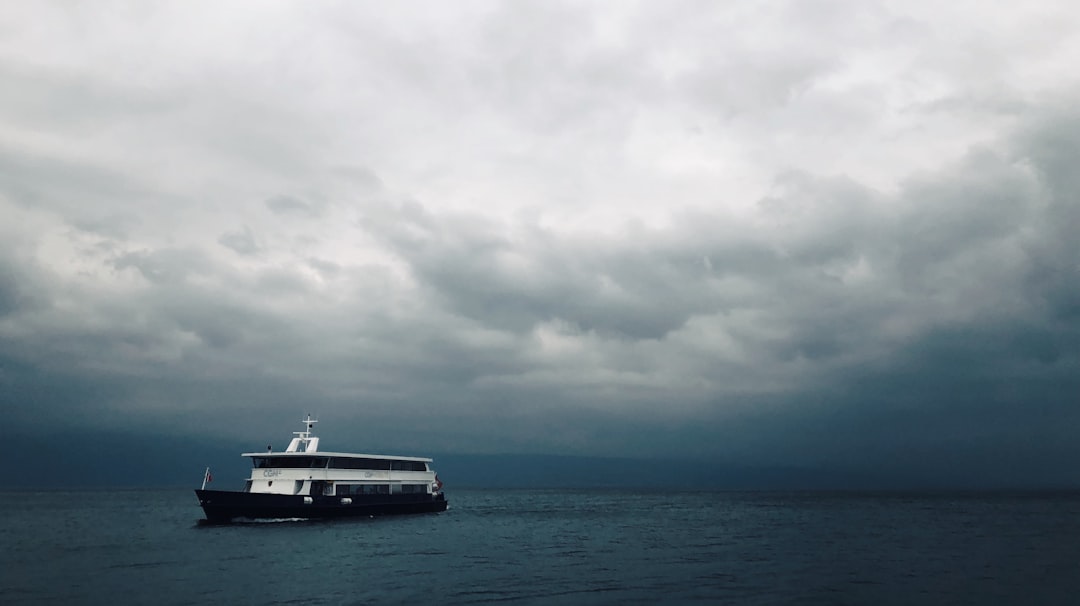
[240,415,443,499]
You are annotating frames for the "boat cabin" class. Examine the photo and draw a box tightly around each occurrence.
[238,417,439,497]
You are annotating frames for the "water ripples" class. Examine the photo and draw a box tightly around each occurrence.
[2,489,1080,604]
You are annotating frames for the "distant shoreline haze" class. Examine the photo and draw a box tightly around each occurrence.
[10,431,1079,492]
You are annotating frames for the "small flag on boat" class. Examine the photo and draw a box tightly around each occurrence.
[205,468,213,484]
[434,474,443,491]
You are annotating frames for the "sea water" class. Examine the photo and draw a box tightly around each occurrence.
[1,488,1078,604]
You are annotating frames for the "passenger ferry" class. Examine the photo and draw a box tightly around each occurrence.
[195,416,448,522]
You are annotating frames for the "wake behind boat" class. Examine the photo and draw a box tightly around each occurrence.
[195,415,448,522]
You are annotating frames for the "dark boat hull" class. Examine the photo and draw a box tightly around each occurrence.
[195,489,448,523]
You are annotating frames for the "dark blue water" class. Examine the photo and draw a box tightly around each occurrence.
[1,489,1078,604]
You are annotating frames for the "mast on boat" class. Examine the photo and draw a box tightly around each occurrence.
[285,414,319,453]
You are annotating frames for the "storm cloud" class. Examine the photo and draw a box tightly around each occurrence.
[1,1,1078,487]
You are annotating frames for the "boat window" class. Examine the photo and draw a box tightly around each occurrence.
[354,484,389,494]
[330,483,403,495]
[329,457,392,470]
[390,460,428,471]
[251,456,325,468]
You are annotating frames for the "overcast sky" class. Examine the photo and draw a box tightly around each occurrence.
[2,1,1078,485]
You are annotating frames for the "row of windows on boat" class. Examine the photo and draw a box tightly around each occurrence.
[244,481,429,495]
[331,483,429,496]
[251,456,429,471]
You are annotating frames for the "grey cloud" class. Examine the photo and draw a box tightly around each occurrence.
[69,214,139,241]
[9,100,1076,467]
[0,260,21,317]
[350,105,1078,433]
[792,320,1080,484]
[306,258,341,278]
[683,51,835,115]
[915,90,1030,117]
[1015,109,1080,321]
[364,207,707,339]
[218,226,260,256]
[0,144,148,216]
[113,248,212,285]
[362,139,1037,360]
[893,149,1035,269]
[167,302,251,350]
[265,194,321,217]
[2,3,1078,487]
[333,166,383,192]
[0,62,182,135]
[254,268,316,296]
